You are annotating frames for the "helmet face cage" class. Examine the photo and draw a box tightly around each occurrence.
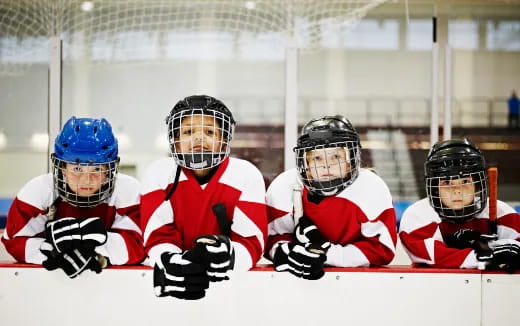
[295,140,361,196]
[167,108,235,170]
[424,138,488,223]
[52,154,119,208]
[426,171,488,223]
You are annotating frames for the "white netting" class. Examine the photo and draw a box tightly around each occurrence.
[0,0,388,75]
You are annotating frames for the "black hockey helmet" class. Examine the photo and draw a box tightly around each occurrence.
[425,138,488,223]
[294,115,361,196]
[165,95,236,170]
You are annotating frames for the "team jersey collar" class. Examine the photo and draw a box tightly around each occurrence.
[181,157,230,192]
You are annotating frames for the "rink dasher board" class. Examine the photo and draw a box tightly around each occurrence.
[1,265,512,326]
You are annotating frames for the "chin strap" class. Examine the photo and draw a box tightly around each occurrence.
[164,165,182,201]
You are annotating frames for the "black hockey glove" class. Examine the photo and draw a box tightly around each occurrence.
[45,217,107,253]
[191,235,235,282]
[444,228,497,261]
[444,228,497,249]
[273,242,327,280]
[40,241,102,279]
[153,251,210,300]
[486,241,520,273]
[294,216,331,254]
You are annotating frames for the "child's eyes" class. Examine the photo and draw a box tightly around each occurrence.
[181,128,218,136]
[73,167,83,173]
[439,179,472,186]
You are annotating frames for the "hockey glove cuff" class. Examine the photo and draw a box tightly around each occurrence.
[190,235,235,282]
[294,216,331,253]
[45,217,107,253]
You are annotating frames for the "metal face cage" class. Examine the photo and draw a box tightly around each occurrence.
[52,154,119,208]
[426,171,488,222]
[295,140,360,196]
[167,108,234,170]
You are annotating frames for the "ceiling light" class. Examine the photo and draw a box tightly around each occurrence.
[245,1,256,10]
[30,133,49,151]
[115,133,131,151]
[155,134,169,152]
[80,1,94,12]
[0,132,6,149]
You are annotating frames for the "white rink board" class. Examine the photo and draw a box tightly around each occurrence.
[482,274,520,325]
[0,266,484,326]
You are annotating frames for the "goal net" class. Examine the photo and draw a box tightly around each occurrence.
[0,0,388,75]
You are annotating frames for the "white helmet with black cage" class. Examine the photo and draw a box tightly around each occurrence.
[165,95,236,170]
[425,138,488,223]
[294,115,361,197]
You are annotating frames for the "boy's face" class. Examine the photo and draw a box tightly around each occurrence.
[305,147,350,181]
[175,115,225,153]
[63,164,108,196]
[438,176,476,210]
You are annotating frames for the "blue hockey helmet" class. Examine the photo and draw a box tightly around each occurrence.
[52,117,119,208]
[54,117,118,163]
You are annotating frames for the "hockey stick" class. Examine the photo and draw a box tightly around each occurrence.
[487,167,498,235]
[292,184,304,227]
[46,197,61,221]
[212,203,232,237]
[292,184,326,255]
[474,168,499,271]
[189,204,232,248]
[483,167,516,272]
[187,203,234,272]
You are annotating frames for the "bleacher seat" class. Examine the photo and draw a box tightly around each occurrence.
[0,198,13,229]
[394,200,413,231]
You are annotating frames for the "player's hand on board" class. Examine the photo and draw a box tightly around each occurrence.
[40,241,102,278]
[153,251,210,300]
[486,239,520,273]
[273,242,327,280]
[191,234,235,282]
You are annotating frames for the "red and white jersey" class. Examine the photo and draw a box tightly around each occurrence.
[1,173,144,265]
[266,168,397,267]
[399,198,520,268]
[140,157,267,271]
